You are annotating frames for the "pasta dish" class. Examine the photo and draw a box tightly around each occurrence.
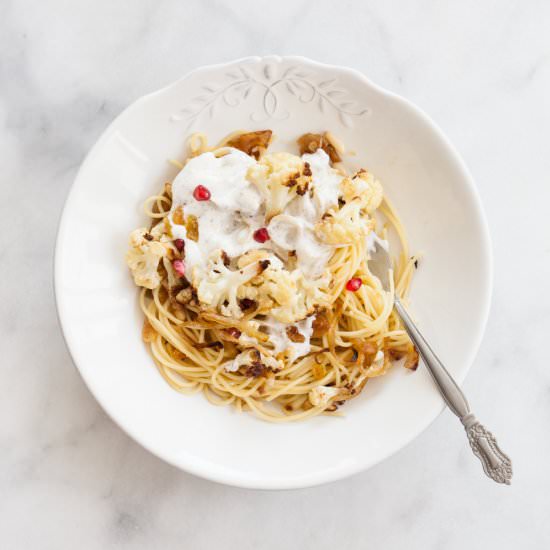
[126,130,419,422]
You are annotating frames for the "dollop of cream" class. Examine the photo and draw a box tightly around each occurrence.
[170,148,263,280]
[171,148,259,215]
[267,214,332,278]
[169,147,347,321]
[302,149,342,216]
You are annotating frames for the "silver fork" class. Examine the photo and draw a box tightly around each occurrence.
[369,242,512,484]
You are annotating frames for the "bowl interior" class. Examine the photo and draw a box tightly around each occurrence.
[55,56,491,489]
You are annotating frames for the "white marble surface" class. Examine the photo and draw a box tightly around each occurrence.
[1,0,549,547]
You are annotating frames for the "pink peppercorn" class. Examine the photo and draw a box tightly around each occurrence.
[346,277,363,291]
[193,185,211,201]
[172,259,185,277]
[253,228,270,243]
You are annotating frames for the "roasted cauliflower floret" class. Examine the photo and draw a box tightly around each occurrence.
[257,265,297,317]
[196,251,263,318]
[340,169,383,213]
[247,152,312,220]
[254,264,331,323]
[223,348,283,373]
[271,271,330,323]
[308,385,341,407]
[125,228,167,289]
[315,199,372,245]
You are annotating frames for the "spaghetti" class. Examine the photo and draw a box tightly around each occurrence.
[126,130,419,422]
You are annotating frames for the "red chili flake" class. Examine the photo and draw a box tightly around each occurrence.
[253,228,270,243]
[174,238,185,252]
[193,185,211,201]
[172,259,185,277]
[346,277,363,291]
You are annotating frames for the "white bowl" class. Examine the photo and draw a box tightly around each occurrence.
[55,56,492,489]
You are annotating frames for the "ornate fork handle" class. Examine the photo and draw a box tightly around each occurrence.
[394,297,512,485]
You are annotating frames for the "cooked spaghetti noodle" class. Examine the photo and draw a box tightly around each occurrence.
[126,130,419,422]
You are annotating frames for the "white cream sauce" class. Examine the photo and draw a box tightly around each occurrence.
[170,147,346,283]
[262,316,315,361]
[170,148,263,280]
[302,149,342,216]
[235,315,315,365]
[267,214,332,278]
[171,148,259,214]
[267,149,344,277]
[170,147,365,331]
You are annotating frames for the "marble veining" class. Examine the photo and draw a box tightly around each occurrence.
[1,0,549,548]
